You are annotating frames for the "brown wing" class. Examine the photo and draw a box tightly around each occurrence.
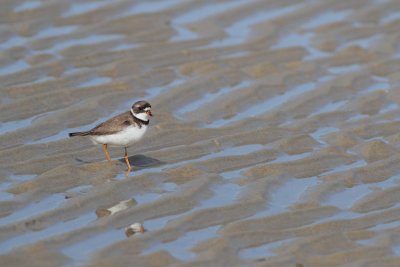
[89,112,135,135]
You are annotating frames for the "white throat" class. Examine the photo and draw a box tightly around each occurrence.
[131,108,149,122]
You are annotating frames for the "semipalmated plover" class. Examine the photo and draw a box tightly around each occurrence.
[69,100,152,171]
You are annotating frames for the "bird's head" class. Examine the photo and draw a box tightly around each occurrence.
[131,100,152,121]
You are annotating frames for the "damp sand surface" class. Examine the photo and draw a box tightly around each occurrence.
[1,0,400,266]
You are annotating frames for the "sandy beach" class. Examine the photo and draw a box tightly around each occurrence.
[1,0,400,266]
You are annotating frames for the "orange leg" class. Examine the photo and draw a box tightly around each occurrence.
[102,144,111,161]
[124,147,132,172]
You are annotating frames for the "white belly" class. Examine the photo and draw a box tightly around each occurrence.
[90,125,148,147]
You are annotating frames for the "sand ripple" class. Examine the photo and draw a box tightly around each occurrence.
[1,0,400,266]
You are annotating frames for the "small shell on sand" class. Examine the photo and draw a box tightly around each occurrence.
[125,222,145,237]
[96,199,136,218]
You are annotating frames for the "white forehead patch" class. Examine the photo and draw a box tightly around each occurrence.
[144,107,151,111]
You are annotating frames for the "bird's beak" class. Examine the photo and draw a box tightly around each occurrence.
[146,110,153,116]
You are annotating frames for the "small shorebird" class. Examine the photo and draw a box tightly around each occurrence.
[69,100,152,171]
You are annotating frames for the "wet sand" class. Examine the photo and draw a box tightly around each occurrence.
[1,0,400,266]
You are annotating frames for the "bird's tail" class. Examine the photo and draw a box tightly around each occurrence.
[68,131,91,137]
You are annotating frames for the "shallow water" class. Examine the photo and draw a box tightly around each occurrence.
[207,2,306,47]
[14,1,42,12]
[143,225,220,261]
[207,82,317,127]
[0,193,65,227]
[63,2,112,17]
[250,176,320,219]
[176,80,252,118]
[62,229,124,263]
[240,237,297,260]
[123,0,183,16]
[1,0,400,266]
[0,60,31,76]
[1,212,96,254]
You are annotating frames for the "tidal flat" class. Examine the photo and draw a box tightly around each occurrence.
[1,0,400,266]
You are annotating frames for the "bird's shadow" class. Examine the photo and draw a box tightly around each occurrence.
[75,155,164,171]
[118,154,164,170]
